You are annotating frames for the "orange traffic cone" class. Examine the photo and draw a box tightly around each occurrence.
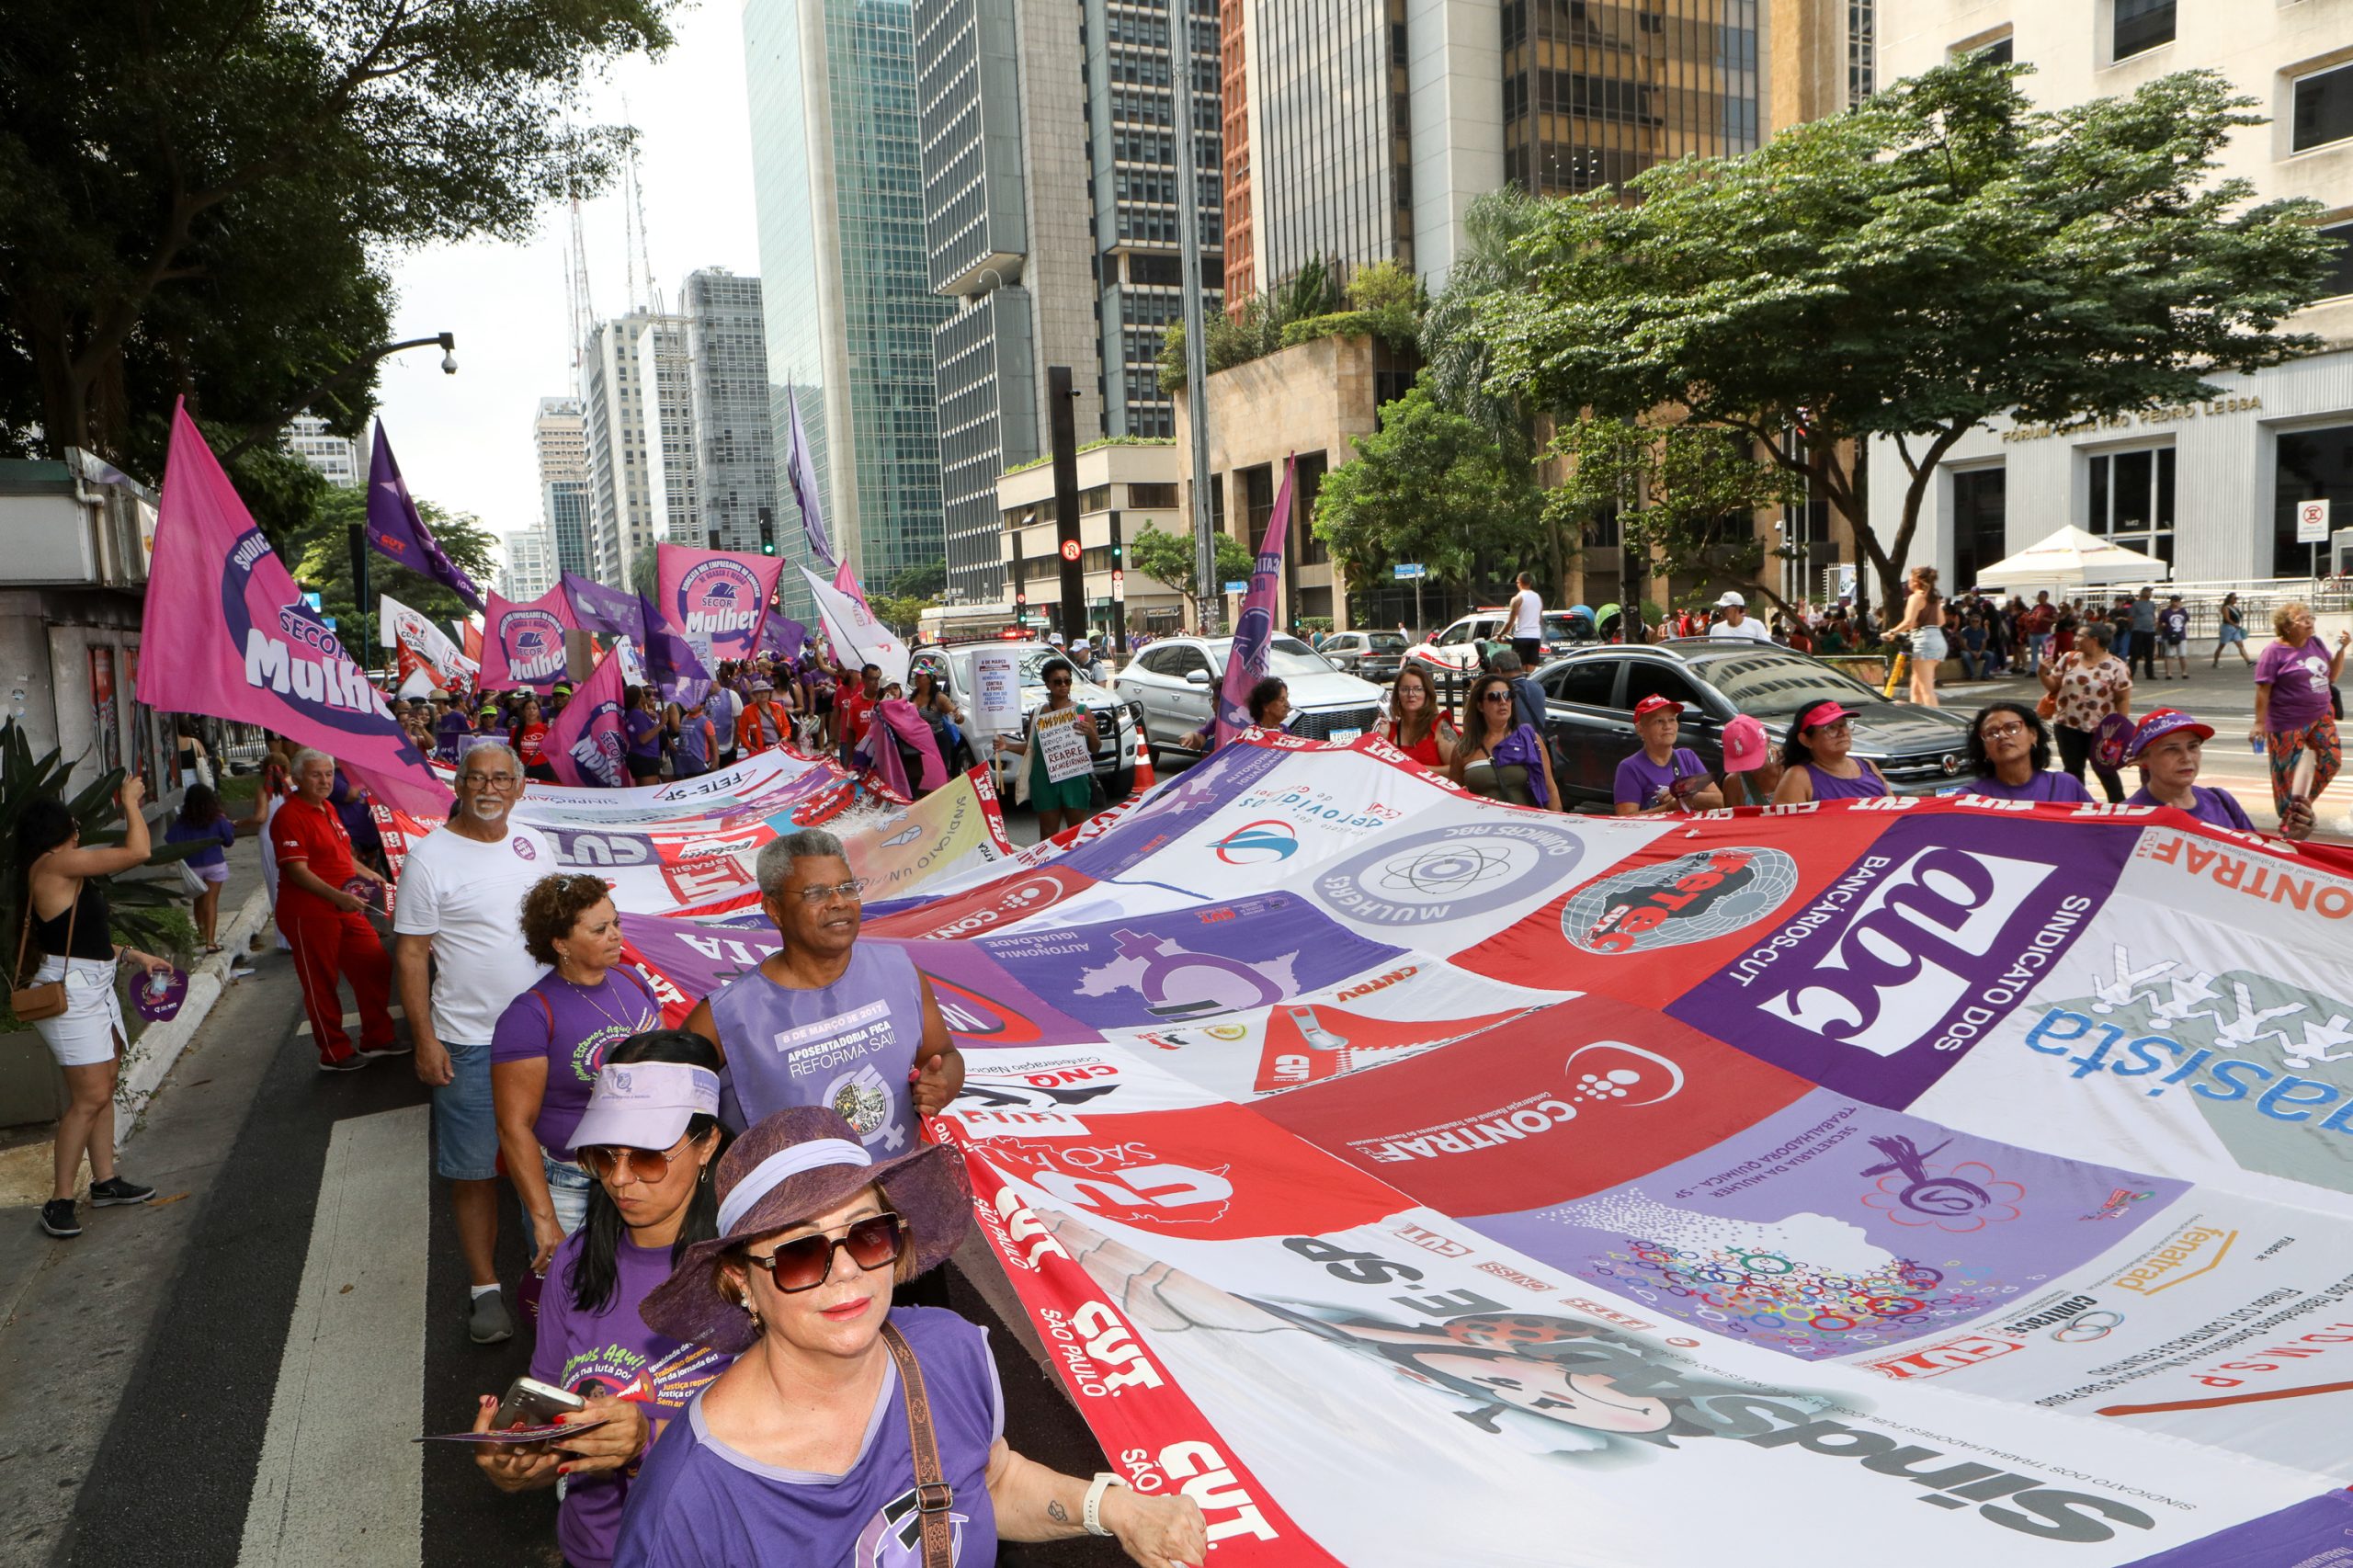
[1131,743,1157,796]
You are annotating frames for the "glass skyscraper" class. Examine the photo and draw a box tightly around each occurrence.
[745,0,952,604]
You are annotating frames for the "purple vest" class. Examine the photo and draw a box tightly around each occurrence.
[706,943,926,1154]
[1806,762,1890,801]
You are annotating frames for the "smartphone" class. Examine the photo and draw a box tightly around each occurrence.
[492,1376,585,1432]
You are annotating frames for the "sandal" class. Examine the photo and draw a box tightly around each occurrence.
[205,943,224,954]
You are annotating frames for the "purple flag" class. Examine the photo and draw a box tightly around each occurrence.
[365,422,483,610]
[784,382,834,568]
[1215,452,1296,747]
[760,613,808,664]
[635,590,712,707]
[562,571,644,642]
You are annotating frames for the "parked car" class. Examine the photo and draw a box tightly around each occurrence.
[1113,635,1386,761]
[1404,608,1586,675]
[909,641,1141,798]
[1318,630,1407,683]
[1530,641,1976,809]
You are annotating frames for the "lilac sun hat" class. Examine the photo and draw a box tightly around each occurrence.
[569,1061,722,1153]
[639,1106,971,1356]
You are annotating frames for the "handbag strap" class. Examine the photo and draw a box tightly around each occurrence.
[14,859,76,985]
[881,1321,955,1568]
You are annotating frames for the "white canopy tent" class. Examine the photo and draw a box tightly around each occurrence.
[1972,525,2170,591]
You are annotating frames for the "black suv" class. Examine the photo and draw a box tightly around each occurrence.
[1529,642,1976,809]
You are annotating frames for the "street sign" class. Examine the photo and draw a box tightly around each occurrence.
[1223,580,1247,593]
[1392,562,1426,580]
[2297,499,2332,545]
[1060,539,1082,562]
[1111,568,1126,602]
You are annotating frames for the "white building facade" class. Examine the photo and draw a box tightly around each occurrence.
[281,415,363,488]
[503,526,557,601]
[580,312,694,590]
[1868,1,2353,589]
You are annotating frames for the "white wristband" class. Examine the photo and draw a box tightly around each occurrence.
[1082,1471,1123,1537]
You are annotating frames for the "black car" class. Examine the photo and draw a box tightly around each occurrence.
[1318,631,1406,683]
[1529,642,1976,809]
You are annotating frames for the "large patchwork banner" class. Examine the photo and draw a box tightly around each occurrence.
[599,732,2353,1565]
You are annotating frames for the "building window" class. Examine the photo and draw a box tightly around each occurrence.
[2087,447,2175,567]
[1976,36,2014,66]
[2322,221,2353,300]
[2293,63,2353,154]
[1127,482,1178,509]
[2276,426,2353,576]
[1950,467,2006,590]
[2112,0,2173,62]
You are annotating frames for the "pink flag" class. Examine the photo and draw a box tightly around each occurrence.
[477,584,579,692]
[654,542,785,671]
[546,638,629,786]
[833,553,872,614]
[135,402,452,818]
[1216,452,1296,748]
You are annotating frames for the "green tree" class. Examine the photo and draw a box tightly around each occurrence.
[1127,525,1253,626]
[0,0,672,474]
[1312,381,1545,593]
[1418,187,1545,456]
[286,484,497,653]
[887,559,948,601]
[1478,58,2335,611]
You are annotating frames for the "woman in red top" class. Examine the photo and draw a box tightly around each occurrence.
[514,697,555,782]
[1381,664,1457,767]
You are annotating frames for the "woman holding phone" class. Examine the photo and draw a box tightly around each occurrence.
[472,1030,733,1568]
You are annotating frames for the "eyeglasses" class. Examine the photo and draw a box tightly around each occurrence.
[1980,722,2029,743]
[580,1140,687,1184]
[789,877,868,905]
[460,771,518,789]
[1479,691,1513,704]
[1045,675,1072,687]
[745,1212,904,1293]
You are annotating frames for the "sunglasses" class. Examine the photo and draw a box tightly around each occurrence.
[579,1139,690,1184]
[745,1211,904,1293]
[1479,690,1513,703]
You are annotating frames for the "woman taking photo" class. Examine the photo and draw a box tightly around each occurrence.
[1449,673,1563,810]
[2042,622,2132,802]
[995,657,1098,837]
[16,785,168,1237]
[1882,565,1946,707]
[164,782,240,952]
[1770,700,1890,803]
[514,697,555,782]
[494,875,665,1263]
[613,1107,1207,1568]
[1381,665,1456,767]
[472,1032,733,1568]
[1956,700,2092,803]
[2252,600,2347,824]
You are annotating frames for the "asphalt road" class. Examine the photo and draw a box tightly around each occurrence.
[3,932,1120,1568]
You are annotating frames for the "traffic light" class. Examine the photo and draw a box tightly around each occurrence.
[757,506,777,555]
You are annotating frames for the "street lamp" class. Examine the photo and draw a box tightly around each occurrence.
[218,331,460,462]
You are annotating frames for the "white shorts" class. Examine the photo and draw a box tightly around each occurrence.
[194,861,229,886]
[29,955,126,1069]
[1914,628,1949,662]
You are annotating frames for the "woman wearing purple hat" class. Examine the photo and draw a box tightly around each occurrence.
[472,1031,734,1568]
[1770,700,1890,803]
[2125,710,2313,840]
[614,1107,1209,1568]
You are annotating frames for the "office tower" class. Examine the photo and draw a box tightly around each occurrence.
[504,527,557,602]
[579,310,693,590]
[683,269,779,557]
[744,0,951,599]
[1218,0,1253,305]
[913,0,1105,606]
[282,415,362,488]
[529,396,593,580]
[546,481,593,579]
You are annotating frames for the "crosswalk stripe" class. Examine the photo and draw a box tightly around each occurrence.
[238,1106,429,1568]
[293,1004,406,1038]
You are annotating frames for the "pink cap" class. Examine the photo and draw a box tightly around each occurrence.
[1722,714,1770,773]
[1799,700,1858,733]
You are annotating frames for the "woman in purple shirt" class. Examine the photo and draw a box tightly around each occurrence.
[472,1032,733,1568]
[1770,700,1890,803]
[1955,700,2094,804]
[625,685,665,786]
[2252,601,2348,821]
[2127,709,2313,839]
[1612,694,1724,815]
[494,875,664,1262]
[616,1107,1207,1568]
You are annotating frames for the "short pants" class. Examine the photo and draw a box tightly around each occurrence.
[432,1038,499,1180]
[542,1146,597,1234]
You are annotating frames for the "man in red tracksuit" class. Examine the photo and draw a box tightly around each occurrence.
[272,748,400,1070]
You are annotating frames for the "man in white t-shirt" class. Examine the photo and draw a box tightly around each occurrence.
[392,742,552,1346]
[1506,572,1544,668]
[1709,590,1773,644]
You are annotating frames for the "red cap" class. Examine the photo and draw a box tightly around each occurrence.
[1799,700,1859,732]
[1632,694,1682,722]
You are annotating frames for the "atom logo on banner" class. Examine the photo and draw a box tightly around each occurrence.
[1313,820,1586,927]
[1211,820,1298,866]
[1563,847,1800,956]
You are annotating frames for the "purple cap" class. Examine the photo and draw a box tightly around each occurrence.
[133,968,188,1023]
[567,1062,722,1153]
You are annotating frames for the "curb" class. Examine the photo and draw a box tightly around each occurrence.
[114,883,272,1150]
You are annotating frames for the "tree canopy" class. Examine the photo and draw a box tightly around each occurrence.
[1127,525,1252,625]
[1476,57,2335,608]
[0,0,673,480]
[289,483,497,648]
[1312,379,1545,596]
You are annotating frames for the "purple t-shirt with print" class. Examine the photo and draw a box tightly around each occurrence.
[613,1307,1003,1568]
[2256,637,2336,731]
[1959,770,2094,804]
[627,708,664,762]
[490,969,662,1154]
[1611,747,1708,810]
[2127,784,2256,833]
[533,1230,719,1568]
[705,944,926,1156]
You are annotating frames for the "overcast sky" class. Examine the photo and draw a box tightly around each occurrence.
[370,1,761,566]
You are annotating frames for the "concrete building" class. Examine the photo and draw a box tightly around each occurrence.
[281,415,362,488]
[579,311,692,591]
[503,525,558,601]
[995,439,1187,641]
[744,0,951,606]
[683,269,778,557]
[529,396,591,585]
[1867,1,2353,589]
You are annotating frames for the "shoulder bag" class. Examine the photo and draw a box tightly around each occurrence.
[9,873,77,1024]
[881,1322,956,1568]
